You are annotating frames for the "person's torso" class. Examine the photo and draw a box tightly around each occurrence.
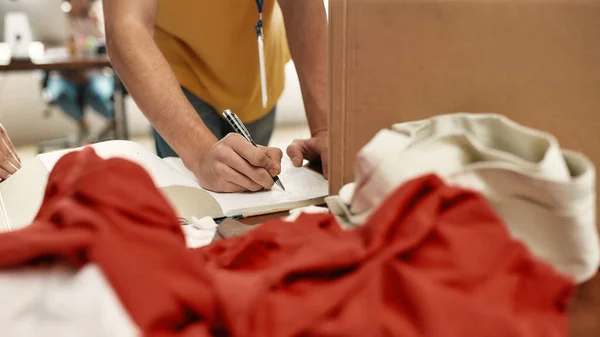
[155,0,290,123]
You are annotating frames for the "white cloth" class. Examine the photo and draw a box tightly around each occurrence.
[182,216,218,248]
[325,113,599,283]
[0,265,139,337]
[283,205,330,222]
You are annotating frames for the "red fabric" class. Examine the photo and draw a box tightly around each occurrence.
[0,147,573,337]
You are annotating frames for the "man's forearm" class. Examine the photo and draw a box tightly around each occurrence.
[105,22,216,159]
[278,0,328,136]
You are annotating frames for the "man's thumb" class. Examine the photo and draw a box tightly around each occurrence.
[286,140,305,166]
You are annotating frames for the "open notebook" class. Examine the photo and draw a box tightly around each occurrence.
[0,140,329,231]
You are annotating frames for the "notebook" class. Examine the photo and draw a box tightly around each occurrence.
[0,140,329,231]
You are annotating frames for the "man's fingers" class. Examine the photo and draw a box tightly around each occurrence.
[225,133,268,165]
[214,162,264,192]
[216,145,273,189]
[0,133,21,169]
[264,147,283,176]
[0,124,19,167]
[0,166,10,181]
[0,158,18,175]
[286,139,306,167]
[0,130,19,174]
[3,139,19,167]
[225,133,282,178]
[214,181,246,193]
[287,139,322,167]
[0,146,20,172]
[265,146,283,162]
[252,145,282,176]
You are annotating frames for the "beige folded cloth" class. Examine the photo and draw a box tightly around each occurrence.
[326,113,598,283]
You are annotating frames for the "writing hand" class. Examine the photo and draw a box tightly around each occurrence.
[184,133,283,193]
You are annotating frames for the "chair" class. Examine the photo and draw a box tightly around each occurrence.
[36,69,121,154]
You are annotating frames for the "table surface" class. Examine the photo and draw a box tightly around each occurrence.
[239,212,289,226]
[0,46,110,71]
[0,55,110,71]
[570,272,600,337]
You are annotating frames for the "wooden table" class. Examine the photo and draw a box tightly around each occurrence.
[0,53,129,140]
[0,55,111,71]
[570,273,600,337]
[239,212,289,226]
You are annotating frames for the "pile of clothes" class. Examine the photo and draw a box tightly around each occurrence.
[0,113,592,337]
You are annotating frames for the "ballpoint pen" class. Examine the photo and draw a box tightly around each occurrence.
[222,109,286,191]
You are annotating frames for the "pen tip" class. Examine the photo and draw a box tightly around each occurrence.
[276,180,286,191]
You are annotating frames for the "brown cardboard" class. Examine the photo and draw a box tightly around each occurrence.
[327,0,600,200]
[216,218,255,239]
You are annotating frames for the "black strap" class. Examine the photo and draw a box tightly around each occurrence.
[255,0,264,37]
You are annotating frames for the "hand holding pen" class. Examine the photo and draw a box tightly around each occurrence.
[223,109,286,191]
[182,111,283,193]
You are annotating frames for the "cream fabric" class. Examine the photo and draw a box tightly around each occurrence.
[0,265,139,337]
[325,113,599,283]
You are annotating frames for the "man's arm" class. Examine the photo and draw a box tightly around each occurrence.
[278,0,327,135]
[102,0,283,192]
[278,0,329,177]
[102,0,216,161]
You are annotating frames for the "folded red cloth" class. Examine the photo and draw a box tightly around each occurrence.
[0,147,573,337]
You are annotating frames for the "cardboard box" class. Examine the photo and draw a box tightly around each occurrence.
[328,0,600,200]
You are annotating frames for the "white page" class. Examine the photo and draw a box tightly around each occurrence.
[162,157,198,181]
[0,158,49,231]
[38,140,199,189]
[163,156,329,216]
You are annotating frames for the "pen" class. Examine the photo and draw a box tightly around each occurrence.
[222,109,286,191]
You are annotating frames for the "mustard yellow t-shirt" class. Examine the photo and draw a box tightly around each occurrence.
[154,0,290,123]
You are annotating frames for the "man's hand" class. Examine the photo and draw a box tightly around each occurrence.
[286,130,328,179]
[184,133,284,193]
[0,124,21,181]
